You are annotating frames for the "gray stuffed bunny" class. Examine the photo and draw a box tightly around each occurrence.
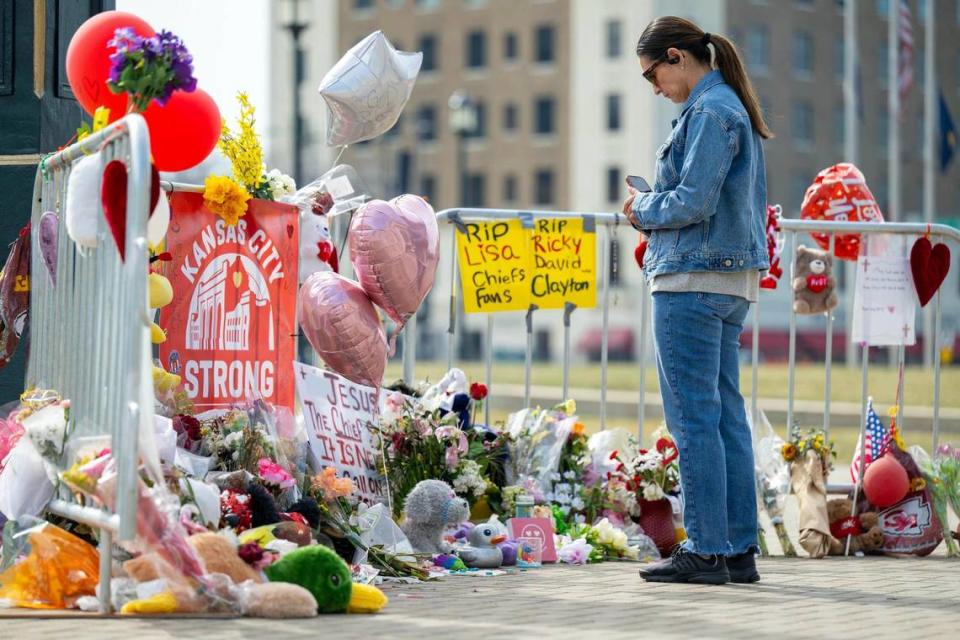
[401,479,470,554]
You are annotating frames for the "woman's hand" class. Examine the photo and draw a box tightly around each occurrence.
[622,192,639,228]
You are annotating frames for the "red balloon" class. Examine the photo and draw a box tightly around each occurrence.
[800,163,884,261]
[863,453,910,508]
[65,11,155,118]
[143,89,221,172]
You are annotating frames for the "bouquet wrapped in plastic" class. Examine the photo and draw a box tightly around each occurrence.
[911,445,960,557]
[505,401,577,498]
[750,410,797,556]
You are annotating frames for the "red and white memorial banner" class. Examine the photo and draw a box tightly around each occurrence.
[159,192,299,411]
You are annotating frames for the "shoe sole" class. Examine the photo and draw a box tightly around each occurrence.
[643,572,730,585]
[730,572,760,584]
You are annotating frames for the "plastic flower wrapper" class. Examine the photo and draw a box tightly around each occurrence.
[910,445,959,557]
[0,519,99,609]
[749,410,797,557]
[505,403,576,498]
[935,443,960,521]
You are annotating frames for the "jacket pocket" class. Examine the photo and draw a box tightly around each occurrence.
[655,139,679,187]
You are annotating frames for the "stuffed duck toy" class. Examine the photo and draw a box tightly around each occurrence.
[457,521,507,569]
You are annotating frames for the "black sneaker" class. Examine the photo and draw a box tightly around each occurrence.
[641,548,730,585]
[726,552,760,583]
[638,545,683,579]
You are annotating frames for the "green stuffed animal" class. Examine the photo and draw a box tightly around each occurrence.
[263,545,387,614]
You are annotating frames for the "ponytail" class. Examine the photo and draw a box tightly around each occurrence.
[637,17,773,139]
[709,34,773,139]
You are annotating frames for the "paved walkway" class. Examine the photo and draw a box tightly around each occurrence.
[3,557,958,639]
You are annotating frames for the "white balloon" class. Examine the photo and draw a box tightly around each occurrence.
[319,31,422,147]
[148,191,170,247]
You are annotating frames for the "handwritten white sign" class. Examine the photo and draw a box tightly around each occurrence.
[851,256,917,346]
[294,362,386,502]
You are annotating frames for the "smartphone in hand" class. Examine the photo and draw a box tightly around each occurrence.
[626,175,652,192]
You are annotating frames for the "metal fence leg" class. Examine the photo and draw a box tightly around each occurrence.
[823,233,835,440]
[847,342,870,556]
[98,528,113,613]
[932,284,943,451]
[638,279,650,446]
[447,228,458,371]
[403,313,417,386]
[485,314,493,427]
[786,231,798,435]
[524,305,538,408]
[599,227,611,431]
[751,295,761,429]
[562,303,575,401]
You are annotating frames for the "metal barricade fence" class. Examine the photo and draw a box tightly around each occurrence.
[28,115,153,612]
[401,210,958,472]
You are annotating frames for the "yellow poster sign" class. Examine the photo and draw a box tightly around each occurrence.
[456,220,532,313]
[456,216,597,314]
[530,218,596,310]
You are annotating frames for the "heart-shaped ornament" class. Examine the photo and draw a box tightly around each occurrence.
[39,212,59,285]
[634,239,648,268]
[100,161,162,261]
[910,236,951,307]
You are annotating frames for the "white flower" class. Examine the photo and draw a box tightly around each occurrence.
[623,544,640,560]
[563,470,578,480]
[593,518,617,545]
[642,483,665,502]
[571,496,585,511]
[550,472,562,482]
[223,431,244,449]
[557,537,592,565]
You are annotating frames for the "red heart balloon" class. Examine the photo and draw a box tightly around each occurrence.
[100,161,161,261]
[800,163,884,261]
[634,239,647,268]
[910,236,951,307]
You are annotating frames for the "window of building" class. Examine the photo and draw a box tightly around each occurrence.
[792,101,814,144]
[466,30,487,68]
[606,166,621,203]
[420,174,436,203]
[879,42,889,86]
[503,174,518,202]
[792,172,811,207]
[833,108,845,148]
[465,173,486,207]
[419,34,438,72]
[468,100,487,138]
[835,36,845,77]
[794,0,814,8]
[534,168,555,205]
[503,103,518,131]
[606,94,622,131]
[417,105,437,141]
[605,20,622,58]
[746,26,770,72]
[415,0,440,8]
[386,0,405,7]
[876,0,890,17]
[534,96,556,134]
[534,25,555,63]
[792,30,814,75]
[385,114,402,139]
[354,0,374,10]
[919,0,927,21]
[504,32,518,61]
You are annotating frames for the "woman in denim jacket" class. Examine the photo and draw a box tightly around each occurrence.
[623,17,772,585]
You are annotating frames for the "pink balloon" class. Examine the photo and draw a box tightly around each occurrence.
[348,195,440,330]
[298,271,387,388]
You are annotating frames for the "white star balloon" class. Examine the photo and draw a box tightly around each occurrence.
[319,31,422,147]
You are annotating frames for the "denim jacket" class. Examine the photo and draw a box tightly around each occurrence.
[631,70,769,279]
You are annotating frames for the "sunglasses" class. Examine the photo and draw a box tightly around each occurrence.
[642,54,675,84]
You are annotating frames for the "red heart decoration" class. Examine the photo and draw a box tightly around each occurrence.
[634,239,647,268]
[910,236,951,307]
[101,160,128,261]
[100,161,162,262]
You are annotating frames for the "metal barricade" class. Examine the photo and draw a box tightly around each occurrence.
[402,210,956,471]
[401,207,652,441]
[28,114,153,612]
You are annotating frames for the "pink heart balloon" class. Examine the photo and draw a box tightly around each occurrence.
[348,195,440,330]
[298,271,387,388]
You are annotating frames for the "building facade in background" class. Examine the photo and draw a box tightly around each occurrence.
[272,0,960,364]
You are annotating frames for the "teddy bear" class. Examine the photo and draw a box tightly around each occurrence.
[792,245,839,315]
[401,479,470,554]
[826,498,884,555]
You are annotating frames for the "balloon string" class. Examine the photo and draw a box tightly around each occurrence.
[333,145,348,167]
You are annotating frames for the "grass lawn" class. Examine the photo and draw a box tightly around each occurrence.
[386,361,958,462]
[386,361,959,409]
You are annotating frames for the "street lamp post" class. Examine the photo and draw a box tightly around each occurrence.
[447,91,477,360]
[283,0,309,186]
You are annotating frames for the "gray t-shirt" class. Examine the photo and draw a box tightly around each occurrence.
[651,270,761,303]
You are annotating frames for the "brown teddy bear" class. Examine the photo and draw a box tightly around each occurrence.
[826,499,884,555]
[792,245,839,315]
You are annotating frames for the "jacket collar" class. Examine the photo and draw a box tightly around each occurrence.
[680,70,725,116]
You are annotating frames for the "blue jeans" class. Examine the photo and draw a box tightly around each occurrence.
[651,291,758,556]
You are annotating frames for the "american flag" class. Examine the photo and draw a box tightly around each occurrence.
[850,398,888,483]
[897,0,914,115]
